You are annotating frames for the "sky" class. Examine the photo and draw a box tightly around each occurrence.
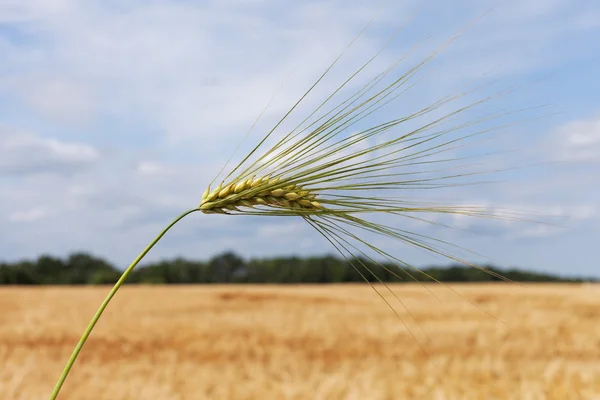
[0,0,599,277]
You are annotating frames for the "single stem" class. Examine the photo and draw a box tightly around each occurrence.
[49,208,200,400]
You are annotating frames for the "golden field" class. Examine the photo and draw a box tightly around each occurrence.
[0,284,599,400]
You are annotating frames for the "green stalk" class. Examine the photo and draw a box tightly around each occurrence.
[49,208,199,400]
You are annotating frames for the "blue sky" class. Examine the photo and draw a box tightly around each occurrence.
[0,0,599,277]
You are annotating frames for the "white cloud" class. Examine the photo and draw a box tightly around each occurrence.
[7,206,49,222]
[12,77,94,125]
[135,161,174,177]
[0,129,100,175]
[552,115,600,163]
[0,0,399,147]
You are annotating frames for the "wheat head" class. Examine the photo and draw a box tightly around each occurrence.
[200,175,322,213]
[49,10,550,400]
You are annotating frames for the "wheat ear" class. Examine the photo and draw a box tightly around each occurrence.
[49,11,547,399]
[200,175,323,213]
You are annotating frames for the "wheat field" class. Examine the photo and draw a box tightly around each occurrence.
[0,283,598,400]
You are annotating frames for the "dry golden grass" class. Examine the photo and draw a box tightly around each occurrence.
[1,283,599,399]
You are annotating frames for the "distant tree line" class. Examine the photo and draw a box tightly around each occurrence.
[0,251,593,285]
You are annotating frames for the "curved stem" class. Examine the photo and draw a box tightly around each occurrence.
[49,208,200,400]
